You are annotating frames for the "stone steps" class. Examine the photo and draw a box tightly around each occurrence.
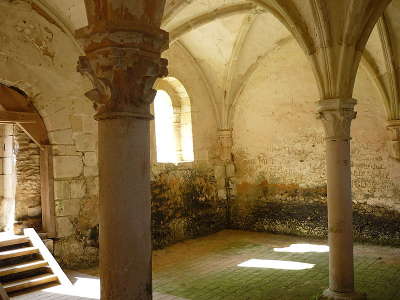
[0,260,48,277]
[0,228,71,298]
[0,247,39,260]
[3,273,58,293]
[0,236,30,248]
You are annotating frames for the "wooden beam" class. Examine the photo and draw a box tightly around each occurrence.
[40,146,56,238]
[0,111,37,123]
[18,123,48,150]
[0,84,49,146]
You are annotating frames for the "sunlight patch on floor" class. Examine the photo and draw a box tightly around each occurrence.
[43,276,100,299]
[237,259,315,270]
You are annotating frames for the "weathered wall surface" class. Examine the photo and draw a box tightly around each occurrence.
[151,163,226,249]
[150,45,225,250]
[1,0,399,269]
[0,0,221,267]
[0,1,99,267]
[230,39,400,246]
[14,126,42,232]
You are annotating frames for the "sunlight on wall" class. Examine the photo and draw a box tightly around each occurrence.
[154,90,178,163]
[274,244,329,253]
[238,259,315,270]
[0,124,16,233]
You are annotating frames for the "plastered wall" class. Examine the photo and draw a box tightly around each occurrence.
[231,38,400,245]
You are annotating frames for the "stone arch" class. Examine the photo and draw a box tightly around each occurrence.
[0,84,48,145]
[360,52,393,121]
[0,83,55,237]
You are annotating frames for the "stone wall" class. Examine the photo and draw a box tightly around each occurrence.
[151,163,227,249]
[230,181,400,246]
[14,126,42,232]
[230,39,400,246]
[0,1,100,268]
[0,0,225,268]
[52,131,100,268]
[1,0,399,270]
[53,162,226,267]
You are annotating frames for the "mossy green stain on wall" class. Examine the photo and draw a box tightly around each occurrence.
[151,165,227,249]
[150,164,400,249]
[231,181,400,246]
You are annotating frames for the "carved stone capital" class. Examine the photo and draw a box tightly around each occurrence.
[76,25,169,120]
[387,120,400,140]
[317,99,357,141]
[386,120,400,160]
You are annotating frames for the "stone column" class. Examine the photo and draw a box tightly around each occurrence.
[387,120,400,161]
[76,1,168,299]
[318,99,365,300]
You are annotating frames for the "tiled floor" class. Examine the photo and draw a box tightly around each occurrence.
[11,230,400,300]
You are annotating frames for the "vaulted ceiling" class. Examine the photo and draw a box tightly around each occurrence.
[11,0,400,124]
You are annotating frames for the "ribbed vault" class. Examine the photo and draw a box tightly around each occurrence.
[20,0,400,128]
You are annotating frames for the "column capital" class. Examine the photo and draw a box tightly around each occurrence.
[386,120,400,140]
[386,120,400,161]
[76,24,169,120]
[317,99,357,141]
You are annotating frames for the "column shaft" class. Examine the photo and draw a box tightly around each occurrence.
[77,3,169,298]
[318,99,365,299]
[99,117,151,300]
[326,138,354,292]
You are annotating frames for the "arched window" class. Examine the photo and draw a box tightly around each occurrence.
[153,77,194,163]
[154,90,177,163]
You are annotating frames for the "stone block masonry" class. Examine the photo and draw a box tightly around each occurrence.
[14,126,42,232]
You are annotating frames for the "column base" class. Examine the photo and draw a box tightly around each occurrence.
[319,289,367,300]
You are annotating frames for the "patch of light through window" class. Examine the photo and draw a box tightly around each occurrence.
[154,90,177,163]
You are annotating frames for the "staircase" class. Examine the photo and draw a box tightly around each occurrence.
[0,228,71,299]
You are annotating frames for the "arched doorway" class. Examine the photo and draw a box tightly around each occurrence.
[0,84,55,237]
